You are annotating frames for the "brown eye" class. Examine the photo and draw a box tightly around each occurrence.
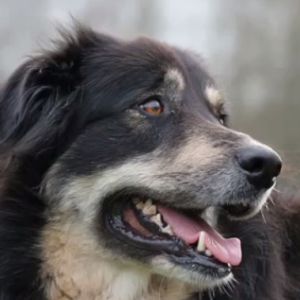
[139,99,164,116]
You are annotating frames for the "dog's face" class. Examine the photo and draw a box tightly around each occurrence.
[1,29,282,291]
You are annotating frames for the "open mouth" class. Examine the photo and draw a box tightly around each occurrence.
[102,192,251,279]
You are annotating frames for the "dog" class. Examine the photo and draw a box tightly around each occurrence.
[0,25,299,300]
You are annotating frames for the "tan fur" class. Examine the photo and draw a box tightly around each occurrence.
[164,68,185,92]
[44,136,221,217]
[205,85,223,112]
[41,218,193,300]
[173,137,222,167]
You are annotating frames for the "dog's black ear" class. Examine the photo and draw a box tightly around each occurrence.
[0,27,93,151]
[0,26,98,182]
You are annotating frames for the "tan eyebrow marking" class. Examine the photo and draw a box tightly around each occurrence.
[164,68,185,91]
[205,85,223,108]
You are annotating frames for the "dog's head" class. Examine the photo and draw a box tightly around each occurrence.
[0,27,281,290]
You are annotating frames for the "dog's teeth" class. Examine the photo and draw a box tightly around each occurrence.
[227,263,232,268]
[136,202,144,210]
[142,200,157,216]
[142,205,157,216]
[150,214,163,227]
[162,225,173,235]
[205,250,212,257]
[197,231,206,252]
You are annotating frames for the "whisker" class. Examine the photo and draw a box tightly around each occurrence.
[273,187,281,194]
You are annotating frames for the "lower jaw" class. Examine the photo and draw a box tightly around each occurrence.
[151,256,233,290]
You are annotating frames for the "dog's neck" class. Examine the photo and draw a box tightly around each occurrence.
[41,219,194,300]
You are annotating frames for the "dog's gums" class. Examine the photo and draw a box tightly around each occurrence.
[103,195,243,278]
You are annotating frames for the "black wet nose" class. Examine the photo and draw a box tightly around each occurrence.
[236,146,282,189]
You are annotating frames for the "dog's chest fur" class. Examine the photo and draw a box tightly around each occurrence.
[41,220,192,300]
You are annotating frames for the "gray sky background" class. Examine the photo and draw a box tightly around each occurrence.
[0,0,299,184]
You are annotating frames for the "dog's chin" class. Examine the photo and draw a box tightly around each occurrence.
[99,186,273,288]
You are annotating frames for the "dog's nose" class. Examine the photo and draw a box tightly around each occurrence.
[236,145,282,189]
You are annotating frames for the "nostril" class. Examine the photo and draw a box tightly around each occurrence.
[236,146,282,189]
[239,156,265,174]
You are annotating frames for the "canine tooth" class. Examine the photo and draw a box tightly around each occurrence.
[227,263,232,268]
[205,250,212,257]
[150,214,163,227]
[197,231,206,252]
[162,225,173,235]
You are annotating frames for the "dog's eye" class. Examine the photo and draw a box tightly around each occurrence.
[219,113,228,126]
[139,99,164,116]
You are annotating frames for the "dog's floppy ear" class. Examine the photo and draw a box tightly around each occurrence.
[0,28,90,151]
[0,27,98,182]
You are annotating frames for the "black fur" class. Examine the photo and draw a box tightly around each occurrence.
[207,191,300,300]
[0,26,299,300]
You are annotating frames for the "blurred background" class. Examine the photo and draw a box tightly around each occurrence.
[0,0,299,185]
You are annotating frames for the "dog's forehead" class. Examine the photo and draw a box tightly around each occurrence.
[163,67,224,112]
[88,36,224,116]
[177,50,225,111]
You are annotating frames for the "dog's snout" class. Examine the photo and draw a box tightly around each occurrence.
[236,145,282,189]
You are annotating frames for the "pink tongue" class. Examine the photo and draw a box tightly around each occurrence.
[158,206,242,266]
